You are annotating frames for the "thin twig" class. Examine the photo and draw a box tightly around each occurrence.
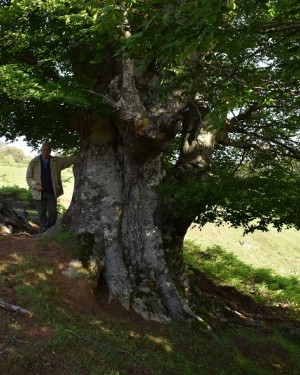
[65,329,139,360]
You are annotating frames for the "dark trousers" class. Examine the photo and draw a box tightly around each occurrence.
[34,192,57,232]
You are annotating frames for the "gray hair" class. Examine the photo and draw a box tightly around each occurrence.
[41,142,52,151]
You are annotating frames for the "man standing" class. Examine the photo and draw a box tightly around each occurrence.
[26,142,77,232]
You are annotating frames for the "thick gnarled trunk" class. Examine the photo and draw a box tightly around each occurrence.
[63,48,215,324]
[65,129,202,323]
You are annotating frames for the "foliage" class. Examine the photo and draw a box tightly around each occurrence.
[1,0,299,140]
[0,153,15,166]
[159,150,300,232]
[0,144,28,165]
[119,0,300,124]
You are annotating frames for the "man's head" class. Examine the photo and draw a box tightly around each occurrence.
[41,142,52,161]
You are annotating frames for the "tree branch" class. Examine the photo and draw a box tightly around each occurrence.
[217,132,300,160]
[232,126,300,159]
[0,298,31,316]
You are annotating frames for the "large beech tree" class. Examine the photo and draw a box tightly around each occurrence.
[1,0,300,323]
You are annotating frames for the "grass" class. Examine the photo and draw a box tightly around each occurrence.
[1,233,300,374]
[184,241,300,315]
[184,222,300,319]
[186,223,300,277]
[0,165,28,189]
[38,230,82,259]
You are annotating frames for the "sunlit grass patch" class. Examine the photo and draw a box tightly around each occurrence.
[146,334,173,353]
[0,166,28,189]
[6,256,51,284]
[184,240,300,315]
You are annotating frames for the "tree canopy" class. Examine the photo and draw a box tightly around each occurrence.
[1,0,300,232]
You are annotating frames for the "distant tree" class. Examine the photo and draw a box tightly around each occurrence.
[0,140,5,150]
[0,146,26,164]
[0,0,299,323]
[0,153,14,166]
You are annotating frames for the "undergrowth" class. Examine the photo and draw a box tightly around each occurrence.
[0,185,33,204]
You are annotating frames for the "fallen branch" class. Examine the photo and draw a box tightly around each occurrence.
[0,298,31,316]
[0,201,38,235]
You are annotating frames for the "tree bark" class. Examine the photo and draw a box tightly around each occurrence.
[65,118,208,325]
[64,41,214,324]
